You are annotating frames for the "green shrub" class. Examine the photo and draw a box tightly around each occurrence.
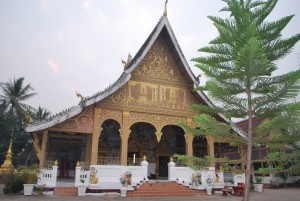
[12,175,26,193]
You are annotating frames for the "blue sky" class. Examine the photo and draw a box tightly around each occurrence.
[0,0,299,115]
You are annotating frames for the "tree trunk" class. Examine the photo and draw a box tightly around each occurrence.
[244,91,253,201]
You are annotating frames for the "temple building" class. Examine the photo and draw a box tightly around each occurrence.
[25,13,242,179]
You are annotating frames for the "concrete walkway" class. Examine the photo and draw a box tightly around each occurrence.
[0,188,299,201]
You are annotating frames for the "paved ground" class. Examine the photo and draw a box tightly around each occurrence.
[0,188,299,201]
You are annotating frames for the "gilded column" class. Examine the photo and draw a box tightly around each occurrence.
[120,111,130,166]
[185,118,194,157]
[207,136,215,167]
[91,108,101,165]
[32,132,41,161]
[40,130,48,168]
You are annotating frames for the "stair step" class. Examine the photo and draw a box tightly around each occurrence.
[53,187,78,196]
[127,182,206,197]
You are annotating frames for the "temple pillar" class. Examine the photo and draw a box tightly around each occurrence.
[91,108,101,165]
[207,136,215,167]
[185,118,194,157]
[32,132,41,161]
[40,130,48,168]
[120,111,130,166]
[85,134,92,163]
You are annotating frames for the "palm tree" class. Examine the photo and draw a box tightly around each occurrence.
[0,77,37,165]
[0,77,37,117]
[33,106,51,121]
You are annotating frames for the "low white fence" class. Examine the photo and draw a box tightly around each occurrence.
[37,165,58,187]
[168,161,225,188]
[74,159,149,189]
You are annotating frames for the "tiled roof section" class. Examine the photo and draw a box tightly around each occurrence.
[236,118,264,132]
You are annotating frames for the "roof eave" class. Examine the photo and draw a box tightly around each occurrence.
[25,105,83,133]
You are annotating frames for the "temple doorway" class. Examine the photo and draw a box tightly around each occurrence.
[128,122,158,172]
[98,119,121,164]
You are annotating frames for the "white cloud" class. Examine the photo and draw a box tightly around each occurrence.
[47,59,59,74]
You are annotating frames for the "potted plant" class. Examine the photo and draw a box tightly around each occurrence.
[253,177,263,192]
[77,179,87,196]
[205,177,213,195]
[18,163,40,196]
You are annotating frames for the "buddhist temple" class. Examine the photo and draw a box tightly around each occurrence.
[25,9,244,179]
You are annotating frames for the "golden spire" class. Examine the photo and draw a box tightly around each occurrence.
[0,138,14,173]
[163,0,168,16]
[54,160,58,166]
[170,156,173,162]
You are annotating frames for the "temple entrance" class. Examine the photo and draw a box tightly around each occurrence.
[46,132,84,178]
[98,119,121,164]
[155,125,186,178]
[128,122,157,171]
[158,155,169,178]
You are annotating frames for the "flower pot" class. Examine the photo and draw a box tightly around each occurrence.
[206,185,213,195]
[253,184,263,192]
[23,184,35,195]
[77,185,87,196]
[120,187,127,197]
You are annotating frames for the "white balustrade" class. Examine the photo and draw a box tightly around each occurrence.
[37,165,58,187]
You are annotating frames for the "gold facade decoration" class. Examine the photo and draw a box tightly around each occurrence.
[33,133,41,161]
[98,108,122,128]
[53,106,93,132]
[155,131,162,142]
[160,85,186,111]
[99,86,126,106]
[128,81,158,108]
[129,112,185,128]
[132,37,186,83]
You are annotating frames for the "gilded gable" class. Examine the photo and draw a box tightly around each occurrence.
[132,37,186,83]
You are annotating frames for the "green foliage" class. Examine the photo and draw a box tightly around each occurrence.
[17,163,40,184]
[0,77,44,166]
[254,176,263,184]
[1,169,16,188]
[181,0,300,200]
[12,175,26,193]
[34,184,46,195]
[33,106,51,121]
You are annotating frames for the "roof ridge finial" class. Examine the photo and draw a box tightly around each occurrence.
[163,0,168,17]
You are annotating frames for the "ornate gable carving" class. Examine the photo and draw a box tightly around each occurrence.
[132,37,186,83]
[53,106,93,132]
[98,86,126,106]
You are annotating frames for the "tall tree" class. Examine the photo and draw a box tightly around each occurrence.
[0,77,37,165]
[256,102,300,176]
[186,0,300,200]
